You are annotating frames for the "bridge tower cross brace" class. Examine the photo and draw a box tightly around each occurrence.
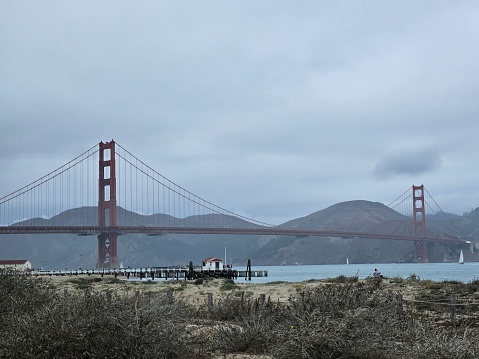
[97,140,119,268]
[412,184,428,263]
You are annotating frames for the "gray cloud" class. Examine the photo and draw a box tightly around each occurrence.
[373,149,442,180]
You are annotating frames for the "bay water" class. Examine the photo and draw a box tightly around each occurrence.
[234,262,479,284]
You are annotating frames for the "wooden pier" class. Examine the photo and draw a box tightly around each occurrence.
[30,259,267,281]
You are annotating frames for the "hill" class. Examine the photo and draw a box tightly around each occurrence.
[0,201,477,269]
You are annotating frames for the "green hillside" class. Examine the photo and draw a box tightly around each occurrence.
[0,201,477,269]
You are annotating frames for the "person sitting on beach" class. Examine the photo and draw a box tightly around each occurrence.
[407,273,419,281]
[373,268,382,278]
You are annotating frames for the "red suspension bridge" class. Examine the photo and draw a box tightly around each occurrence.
[0,140,469,267]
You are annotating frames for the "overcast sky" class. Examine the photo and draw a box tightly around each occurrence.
[1,1,479,225]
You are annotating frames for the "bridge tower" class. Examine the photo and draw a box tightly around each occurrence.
[413,184,428,263]
[97,140,119,268]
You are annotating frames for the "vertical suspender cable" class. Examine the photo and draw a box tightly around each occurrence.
[124,150,127,226]
[146,165,149,225]
[172,183,174,222]
[162,181,165,226]
[130,154,132,226]
[67,162,69,221]
[73,159,76,221]
[141,160,144,218]
[117,150,121,226]
[46,171,49,221]
[157,176,160,226]
[136,158,138,219]
[86,151,89,225]
[31,182,33,225]
[168,181,171,226]
[80,153,83,225]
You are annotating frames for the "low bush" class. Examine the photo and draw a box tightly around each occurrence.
[0,272,199,358]
[3,272,479,358]
[220,278,239,291]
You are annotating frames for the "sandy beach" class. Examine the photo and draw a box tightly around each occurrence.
[44,274,425,307]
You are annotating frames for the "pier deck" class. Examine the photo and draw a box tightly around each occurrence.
[30,266,268,281]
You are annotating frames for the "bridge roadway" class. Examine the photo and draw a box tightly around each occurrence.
[0,225,468,245]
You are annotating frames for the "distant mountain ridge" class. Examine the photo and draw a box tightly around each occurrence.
[282,200,405,228]
[1,200,479,269]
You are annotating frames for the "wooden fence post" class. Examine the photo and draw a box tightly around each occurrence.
[207,293,213,311]
[259,293,266,306]
[396,293,403,317]
[450,293,457,327]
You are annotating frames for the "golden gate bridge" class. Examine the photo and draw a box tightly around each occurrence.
[0,140,469,267]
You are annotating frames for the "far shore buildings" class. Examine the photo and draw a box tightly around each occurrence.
[0,260,32,271]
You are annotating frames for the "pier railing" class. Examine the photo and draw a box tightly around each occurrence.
[30,265,268,281]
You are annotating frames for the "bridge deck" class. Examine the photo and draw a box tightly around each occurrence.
[0,225,468,244]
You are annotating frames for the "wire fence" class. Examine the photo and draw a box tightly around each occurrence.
[400,293,479,328]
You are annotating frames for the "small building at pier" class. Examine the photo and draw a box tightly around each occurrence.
[202,257,224,271]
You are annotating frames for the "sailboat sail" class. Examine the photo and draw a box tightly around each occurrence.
[459,250,464,264]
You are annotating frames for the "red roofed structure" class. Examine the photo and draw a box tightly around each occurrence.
[201,257,224,271]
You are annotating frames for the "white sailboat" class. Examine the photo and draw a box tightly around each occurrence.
[346,258,349,265]
[459,250,464,264]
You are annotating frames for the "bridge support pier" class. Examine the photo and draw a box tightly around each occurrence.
[413,185,428,263]
[97,233,118,268]
[97,141,119,268]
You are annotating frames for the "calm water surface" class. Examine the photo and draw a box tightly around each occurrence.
[234,262,479,284]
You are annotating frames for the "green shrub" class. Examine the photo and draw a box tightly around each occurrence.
[220,279,239,291]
